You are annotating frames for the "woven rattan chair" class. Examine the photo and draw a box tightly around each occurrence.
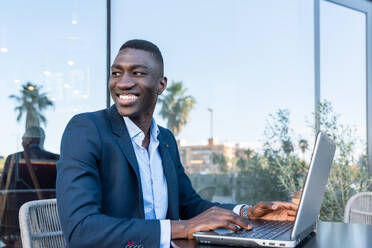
[19,198,66,248]
[0,189,56,247]
[344,192,372,224]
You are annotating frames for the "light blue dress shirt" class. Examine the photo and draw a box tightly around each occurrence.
[124,117,244,247]
[124,117,170,248]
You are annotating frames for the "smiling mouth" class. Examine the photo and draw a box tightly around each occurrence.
[117,94,138,105]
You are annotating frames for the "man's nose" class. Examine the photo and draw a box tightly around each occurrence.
[117,74,135,89]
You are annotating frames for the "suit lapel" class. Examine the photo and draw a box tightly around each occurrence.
[158,131,179,220]
[108,105,144,215]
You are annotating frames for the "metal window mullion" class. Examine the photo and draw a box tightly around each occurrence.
[367,5,372,175]
[314,0,321,132]
[106,0,111,108]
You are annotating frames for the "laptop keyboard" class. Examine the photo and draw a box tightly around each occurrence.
[229,221,293,240]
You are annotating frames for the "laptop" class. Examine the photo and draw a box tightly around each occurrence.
[193,132,336,247]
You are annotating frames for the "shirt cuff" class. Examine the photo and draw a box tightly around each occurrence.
[233,204,248,215]
[160,219,171,248]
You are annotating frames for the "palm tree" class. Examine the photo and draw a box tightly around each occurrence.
[158,81,196,136]
[281,139,294,157]
[244,148,254,159]
[9,82,54,129]
[211,152,228,173]
[299,139,309,154]
[299,139,308,160]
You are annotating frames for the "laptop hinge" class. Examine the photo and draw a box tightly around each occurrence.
[291,223,316,242]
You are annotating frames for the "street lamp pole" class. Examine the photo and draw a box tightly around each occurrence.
[207,108,213,139]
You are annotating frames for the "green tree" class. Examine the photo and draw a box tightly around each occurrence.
[268,100,372,221]
[236,149,254,171]
[281,140,294,157]
[314,100,372,221]
[9,82,54,129]
[233,100,371,221]
[276,155,308,194]
[263,110,307,196]
[211,152,228,173]
[235,151,288,204]
[158,81,196,136]
[264,109,294,157]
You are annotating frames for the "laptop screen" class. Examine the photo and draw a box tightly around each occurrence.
[290,132,336,240]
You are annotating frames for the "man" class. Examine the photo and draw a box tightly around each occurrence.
[56,39,297,248]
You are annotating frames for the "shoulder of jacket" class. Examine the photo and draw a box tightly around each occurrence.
[70,108,108,123]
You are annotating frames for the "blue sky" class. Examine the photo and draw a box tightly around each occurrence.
[0,0,367,158]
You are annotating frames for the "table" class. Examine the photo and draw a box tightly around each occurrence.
[171,222,372,248]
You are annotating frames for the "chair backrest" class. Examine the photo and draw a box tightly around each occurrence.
[344,192,372,224]
[0,189,56,246]
[19,198,66,248]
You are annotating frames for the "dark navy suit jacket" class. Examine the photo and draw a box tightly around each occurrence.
[56,105,235,248]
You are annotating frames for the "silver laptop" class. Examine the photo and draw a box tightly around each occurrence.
[193,132,336,247]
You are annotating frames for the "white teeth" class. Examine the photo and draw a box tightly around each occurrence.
[119,95,137,100]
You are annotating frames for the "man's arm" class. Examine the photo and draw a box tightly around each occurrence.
[56,114,160,248]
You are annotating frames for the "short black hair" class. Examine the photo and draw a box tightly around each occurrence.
[119,39,164,73]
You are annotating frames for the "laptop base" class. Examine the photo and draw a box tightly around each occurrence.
[194,234,297,248]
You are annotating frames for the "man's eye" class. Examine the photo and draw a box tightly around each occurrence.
[133,71,146,76]
[111,71,121,77]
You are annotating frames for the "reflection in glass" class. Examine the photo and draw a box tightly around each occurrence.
[0,1,106,246]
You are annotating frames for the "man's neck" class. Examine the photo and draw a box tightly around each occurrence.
[129,115,153,149]
[129,116,151,135]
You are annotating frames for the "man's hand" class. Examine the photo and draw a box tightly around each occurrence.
[246,201,298,222]
[171,206,252,239]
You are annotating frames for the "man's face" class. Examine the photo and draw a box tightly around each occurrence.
[109,48,167,118]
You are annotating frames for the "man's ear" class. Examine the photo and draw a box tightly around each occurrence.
[158,76,167,95]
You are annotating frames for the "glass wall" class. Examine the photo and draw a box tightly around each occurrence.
[112,0,315,205]
[0,1,106,246]
[318,0,371,222]
[0,2,370,246]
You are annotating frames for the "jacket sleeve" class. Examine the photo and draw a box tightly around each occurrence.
[166,130,236,220]
[56,114,160,248]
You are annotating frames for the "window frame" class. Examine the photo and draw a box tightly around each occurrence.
[106,0,112,108]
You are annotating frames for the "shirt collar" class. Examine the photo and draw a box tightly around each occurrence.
[123,116,160,141]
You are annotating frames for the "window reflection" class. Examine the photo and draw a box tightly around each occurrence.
[0,1,106,246]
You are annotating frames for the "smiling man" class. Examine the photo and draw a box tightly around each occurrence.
[56,39,297,248]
